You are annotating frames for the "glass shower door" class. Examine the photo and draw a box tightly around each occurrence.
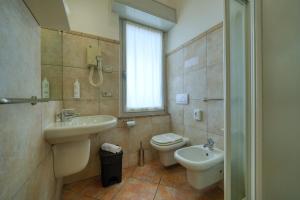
[225,0,250,199]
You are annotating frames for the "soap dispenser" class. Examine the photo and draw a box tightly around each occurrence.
[42,77,50,98]
[73,79,80,99]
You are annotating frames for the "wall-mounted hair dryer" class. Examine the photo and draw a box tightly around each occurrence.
[87,46,103,87]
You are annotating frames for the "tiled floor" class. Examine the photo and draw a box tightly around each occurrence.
[62,161,224,200]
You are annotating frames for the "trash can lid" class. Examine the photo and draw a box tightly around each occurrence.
[100,149,123,156]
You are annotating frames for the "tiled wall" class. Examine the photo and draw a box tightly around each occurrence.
[166,23,224,150]
[0,0,63,199]
[41,29,171,183]
[42,28,120,116]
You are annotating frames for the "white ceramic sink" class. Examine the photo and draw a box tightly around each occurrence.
[44,115,117,144]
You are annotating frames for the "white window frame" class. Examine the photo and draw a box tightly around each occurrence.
[119,19,166,117]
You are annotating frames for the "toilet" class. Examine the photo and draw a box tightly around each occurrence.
[150,133,189,167]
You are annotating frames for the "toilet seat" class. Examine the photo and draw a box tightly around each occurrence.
[151,133,183,146]
[150,133,189,166]
[150,133,189,151]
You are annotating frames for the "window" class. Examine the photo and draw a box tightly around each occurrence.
[122,21,164,115]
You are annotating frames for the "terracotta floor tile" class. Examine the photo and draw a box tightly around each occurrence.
[61,161,224,200]
[78,196,96,200]
[113,178,158,200]
[61,190,80,200]
[132,161,166,184]
[63,178,91,194]
[201,187,224,200]
[80,176,124,199]
[160,165,198,192]
[122,166,136,180]
[154,185,202,200]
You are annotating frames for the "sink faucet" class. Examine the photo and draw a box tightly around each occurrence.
[203,138,215,150]
[56,109,80,122]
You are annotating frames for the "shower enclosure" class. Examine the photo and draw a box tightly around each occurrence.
[225,0,256,199]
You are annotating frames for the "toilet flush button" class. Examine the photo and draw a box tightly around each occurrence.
[176,93,189,105]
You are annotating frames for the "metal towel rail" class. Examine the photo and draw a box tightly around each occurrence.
[0,96,48,105]
[202,98,224,102]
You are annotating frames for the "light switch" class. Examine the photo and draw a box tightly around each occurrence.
[193,109,202,121]
[176,93,189,105]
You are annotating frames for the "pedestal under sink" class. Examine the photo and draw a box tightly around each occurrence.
[44,115,117,177]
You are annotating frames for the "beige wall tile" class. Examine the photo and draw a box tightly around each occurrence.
[99,72,119,100]
[0,0,40,99]
[207,28,223,66]
[183,36,207,71]
[99,99,119,116]
[0,104,48,199]
[63,33,99,68]
[207,63,224,98]
[42,101,62,130]
[167,25,223,149]
[184,68,207,100]
[184,126,207,145]
[13,152,57,200]
[167,49,184,101]
[151,115,171,135]
[167,75,184,101]
[207,100,224,135]
[168,101,184,135]
[144,149,158,163]
[184,100,207,131]
[63,66,98,100]
[128,117,153,152]
[0,100,62,200]
[166,49,184,78]
[97,128,129,153]
[41,29,62,65]
[63,100,99,116]
[41,65,63,100]
[99,41,120,72]
[128,152,138,167]
[208,133,224,150]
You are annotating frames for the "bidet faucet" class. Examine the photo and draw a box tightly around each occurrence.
[56,109,80,122]
[203,138,215,150]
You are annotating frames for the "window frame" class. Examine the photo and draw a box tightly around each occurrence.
[119,19,167,117]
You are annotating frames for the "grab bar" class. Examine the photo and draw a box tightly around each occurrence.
[202,98,224,102]
[0,96,48,105]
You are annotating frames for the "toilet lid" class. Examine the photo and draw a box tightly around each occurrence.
[151,133,183,146]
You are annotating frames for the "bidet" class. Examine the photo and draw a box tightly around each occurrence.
[175,144,224,190]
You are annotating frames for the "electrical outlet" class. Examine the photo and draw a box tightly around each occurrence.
[103,66,113,73]
[102,91,113,97]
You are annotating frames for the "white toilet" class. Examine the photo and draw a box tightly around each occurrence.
[150,133,189,167]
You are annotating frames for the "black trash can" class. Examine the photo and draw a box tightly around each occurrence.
[99,148,123,187]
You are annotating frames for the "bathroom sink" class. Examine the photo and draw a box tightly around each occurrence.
[44,115,117,144]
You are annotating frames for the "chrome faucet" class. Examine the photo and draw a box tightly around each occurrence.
[56,109,80,122]
[203,138,215,150]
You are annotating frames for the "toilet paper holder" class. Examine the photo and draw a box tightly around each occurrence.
[121,119,136,127]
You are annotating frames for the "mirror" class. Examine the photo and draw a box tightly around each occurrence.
[41,28,63,100]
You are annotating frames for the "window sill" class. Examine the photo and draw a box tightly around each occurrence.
[118,111,168,119]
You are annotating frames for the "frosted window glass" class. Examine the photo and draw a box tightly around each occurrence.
[125,21,163,112]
